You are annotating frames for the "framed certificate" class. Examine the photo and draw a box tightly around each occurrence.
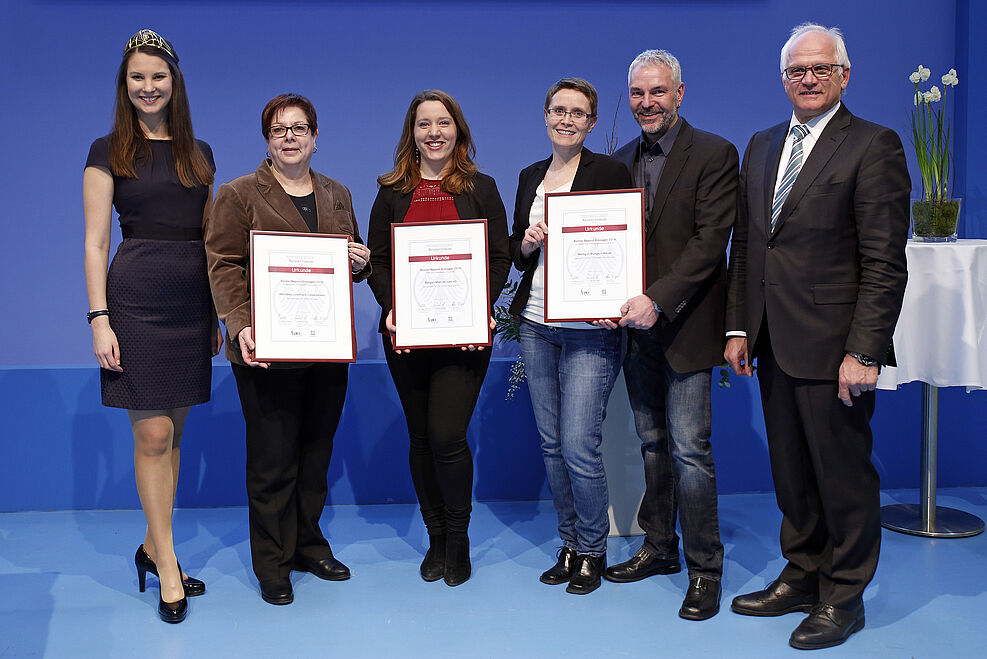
[250,231,357,362]
[543,189,646,322]
[391,219,491,350]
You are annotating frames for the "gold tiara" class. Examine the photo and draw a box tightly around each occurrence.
[124,29,179,62]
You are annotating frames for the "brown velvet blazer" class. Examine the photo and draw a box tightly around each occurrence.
[204,160,369,366]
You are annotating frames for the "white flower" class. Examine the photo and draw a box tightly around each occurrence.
[910,71,921,83]
[941,68,959,86]
[914,91,923,105]
[919,65,931,81]
[928,85,942,102]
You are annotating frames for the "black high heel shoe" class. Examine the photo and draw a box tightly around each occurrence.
[135,545,206,596]
[158,593,189,624]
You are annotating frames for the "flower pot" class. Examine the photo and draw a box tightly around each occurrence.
[911,198,961,242]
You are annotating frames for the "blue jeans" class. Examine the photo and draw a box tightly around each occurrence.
[623,328,723,580]
[520,318,622,556]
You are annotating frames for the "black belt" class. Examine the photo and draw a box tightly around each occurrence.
[122,225,203,241]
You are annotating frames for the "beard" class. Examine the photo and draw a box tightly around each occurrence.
[636,108,678,139]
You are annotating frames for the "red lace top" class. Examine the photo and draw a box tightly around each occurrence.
[403,178,460,222]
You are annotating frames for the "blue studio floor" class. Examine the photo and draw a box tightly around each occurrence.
[1,489,986,658]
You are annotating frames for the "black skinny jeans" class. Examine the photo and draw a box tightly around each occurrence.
[383,335,491,536]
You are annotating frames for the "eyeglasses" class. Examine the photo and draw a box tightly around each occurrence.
[783,64,843,81]
[268,123,311,138]
[546,107,594,122]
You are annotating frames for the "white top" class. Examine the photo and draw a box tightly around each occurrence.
[772,101,842,196]
[521,180,599,330]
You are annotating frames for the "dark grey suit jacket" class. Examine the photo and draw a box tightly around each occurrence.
[726,104,910,379]
[613,118,739,373]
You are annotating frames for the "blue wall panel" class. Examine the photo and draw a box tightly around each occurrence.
[2,363,983,512]
[0,0,982,511]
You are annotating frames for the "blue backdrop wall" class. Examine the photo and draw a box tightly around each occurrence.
[0,0,983,511]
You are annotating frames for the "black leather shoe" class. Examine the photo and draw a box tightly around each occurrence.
[295,553,351,581]
[731,579,819,617]
[679,577,721,620]
[604,547,681,583]
[135,545,206,597]
[566,554,606,595]
[259,578,293,605]
[540,547,578,585]
[444,533,471,587]
[789,602,865,650]
[158,594,188,623]
[420,534,446,582]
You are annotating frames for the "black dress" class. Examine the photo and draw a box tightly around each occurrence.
[85,136,216,410]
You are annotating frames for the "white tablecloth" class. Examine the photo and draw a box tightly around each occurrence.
[878,239,987,390]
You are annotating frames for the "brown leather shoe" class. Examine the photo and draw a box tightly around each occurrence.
[731,579,818,617]
[679,577,721,620]
[789,602,865,650]
[604,547,681,583]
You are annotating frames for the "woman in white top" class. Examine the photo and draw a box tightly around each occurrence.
[508,78,632,595]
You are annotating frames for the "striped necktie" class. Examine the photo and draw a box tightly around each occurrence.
[770,124,809,232]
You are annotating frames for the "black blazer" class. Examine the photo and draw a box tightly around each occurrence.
[726,104,910,379]
[508,148,632,316]
[367,173,511,334]
[613,119,740,373]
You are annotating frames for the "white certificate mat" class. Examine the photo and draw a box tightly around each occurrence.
[544,189,645,322]
[391,220,491,349]
[250,231,356,362]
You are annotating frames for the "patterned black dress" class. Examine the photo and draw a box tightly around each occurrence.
[86,136,216,409]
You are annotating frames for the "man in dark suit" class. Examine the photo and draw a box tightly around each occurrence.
[724,23,909,650]
[603,49,738,621]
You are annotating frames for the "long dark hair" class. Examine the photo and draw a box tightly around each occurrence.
[378,89,477,195]
[108,46,213,188]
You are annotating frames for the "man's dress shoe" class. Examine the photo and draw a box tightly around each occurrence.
[789,602,865,650]
[604,547,681,583]
[731,579,819,616]
[296,554,351,581]
[259,578,293,605]
[679,577,721,620]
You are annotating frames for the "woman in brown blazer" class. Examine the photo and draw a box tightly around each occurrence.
[205,93,370,606]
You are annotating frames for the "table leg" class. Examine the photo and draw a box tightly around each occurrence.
[881,383,984,537]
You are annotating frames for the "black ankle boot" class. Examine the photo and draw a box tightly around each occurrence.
[420,534,446,582]
[540,547,578,585]
[444,533,471,587]
[566,554,606,595]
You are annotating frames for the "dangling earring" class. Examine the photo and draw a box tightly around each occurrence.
[415,149,421,164]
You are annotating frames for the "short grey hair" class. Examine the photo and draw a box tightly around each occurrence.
[780,23,851,74]
[628,49,682,88]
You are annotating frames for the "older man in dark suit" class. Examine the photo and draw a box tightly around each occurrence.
[601,49,738,621]
[725,23,909,650]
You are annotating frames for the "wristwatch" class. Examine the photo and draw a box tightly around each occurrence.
[847,351,878,367]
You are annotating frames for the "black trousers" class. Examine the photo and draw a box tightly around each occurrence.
[383,336,491,536]
[232,363,348,582]
[755,324,880,608]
